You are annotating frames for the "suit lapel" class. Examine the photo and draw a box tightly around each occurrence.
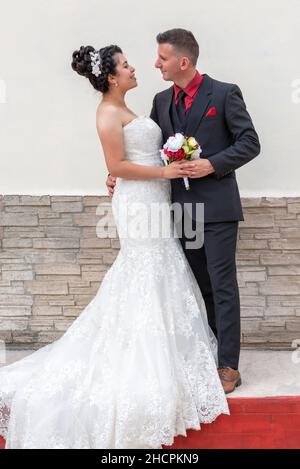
[185,74,213,137]
[159,74,213,139]
[161,87,175,138]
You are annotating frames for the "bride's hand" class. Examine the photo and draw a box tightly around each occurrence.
[162,161,194,179]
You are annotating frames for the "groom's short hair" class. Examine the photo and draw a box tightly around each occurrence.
[156,28,199,66]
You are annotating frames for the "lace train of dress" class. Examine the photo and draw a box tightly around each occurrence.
[0,116,229,449]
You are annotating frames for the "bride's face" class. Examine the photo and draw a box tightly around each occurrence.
[155,43,186,82]
[112,53,137,91]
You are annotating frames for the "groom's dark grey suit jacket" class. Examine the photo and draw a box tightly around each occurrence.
[150,74,260,222]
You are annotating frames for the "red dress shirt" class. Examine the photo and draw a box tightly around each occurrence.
[173,70,203,113]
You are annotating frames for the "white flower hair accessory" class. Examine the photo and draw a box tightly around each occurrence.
[89,51,102,77]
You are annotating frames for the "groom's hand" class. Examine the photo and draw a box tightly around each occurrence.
[179,159,215,178]
[106,174,116,197]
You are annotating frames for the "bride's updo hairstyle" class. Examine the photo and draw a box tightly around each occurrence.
[71,45,122,93]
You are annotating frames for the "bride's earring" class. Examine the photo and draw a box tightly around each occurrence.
[115,83,119,87]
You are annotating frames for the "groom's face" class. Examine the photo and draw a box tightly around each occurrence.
[155,43,182,82]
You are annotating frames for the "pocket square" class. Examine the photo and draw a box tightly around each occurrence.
[205,106,217,117]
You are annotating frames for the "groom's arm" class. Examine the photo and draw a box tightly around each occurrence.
[208,85,260,179]
[150,95,159,125]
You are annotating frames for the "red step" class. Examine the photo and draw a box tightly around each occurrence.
[1,396,300,449]
[164,396,300,449]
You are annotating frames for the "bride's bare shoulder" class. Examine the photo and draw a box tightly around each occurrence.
[96,103,122,131]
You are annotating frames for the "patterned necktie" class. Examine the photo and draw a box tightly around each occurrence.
[176,90,187,123]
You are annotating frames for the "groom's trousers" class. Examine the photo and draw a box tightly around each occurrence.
[178,218,241,370]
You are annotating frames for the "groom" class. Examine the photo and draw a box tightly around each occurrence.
[107,28,260,393]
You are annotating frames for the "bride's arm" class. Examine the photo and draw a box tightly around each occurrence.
[96,108,193,180]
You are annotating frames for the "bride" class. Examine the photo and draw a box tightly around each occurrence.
[0,45,229,449]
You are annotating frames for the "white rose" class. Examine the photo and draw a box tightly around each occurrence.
[164,133,185,152]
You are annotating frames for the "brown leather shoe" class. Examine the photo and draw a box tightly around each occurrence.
[218,367,242,394]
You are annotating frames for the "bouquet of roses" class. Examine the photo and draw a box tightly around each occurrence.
[160,133,202,190]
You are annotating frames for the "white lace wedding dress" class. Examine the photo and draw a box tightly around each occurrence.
[0,116,229,449]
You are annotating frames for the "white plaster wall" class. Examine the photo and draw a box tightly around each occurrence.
[0,0,299,196]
